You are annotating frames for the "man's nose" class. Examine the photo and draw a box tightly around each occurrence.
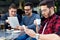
[26,10,28,12]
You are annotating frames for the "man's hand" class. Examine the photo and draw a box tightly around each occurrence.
[34,20,37,25]
[34,20,40,33]
[34,19,41,25]
[24,26,36,38]
[16,26,24,31]
[5,20,9,24]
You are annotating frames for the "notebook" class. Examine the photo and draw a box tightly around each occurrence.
[8,17,20,28]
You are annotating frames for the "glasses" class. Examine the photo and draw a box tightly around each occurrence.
[41,9,48,12]
[24,9,31,11]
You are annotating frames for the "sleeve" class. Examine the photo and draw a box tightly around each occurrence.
[54,18,60,36]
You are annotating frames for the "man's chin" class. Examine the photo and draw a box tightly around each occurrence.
[44,16,48,18]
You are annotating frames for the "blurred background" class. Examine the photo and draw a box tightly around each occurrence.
[0,0,60,40]
[0,0,60,15]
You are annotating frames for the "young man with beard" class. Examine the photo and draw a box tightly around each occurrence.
[24,0,60,40]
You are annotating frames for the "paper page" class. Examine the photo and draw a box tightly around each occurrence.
[8,17,20,28]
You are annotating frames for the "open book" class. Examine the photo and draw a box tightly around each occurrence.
[8,17,20,28]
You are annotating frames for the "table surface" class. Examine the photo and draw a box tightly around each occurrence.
[0,29,22,40]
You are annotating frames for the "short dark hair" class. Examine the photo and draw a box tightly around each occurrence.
[39,0,55,8]
[24,2,33,8]
[9,3,17,9]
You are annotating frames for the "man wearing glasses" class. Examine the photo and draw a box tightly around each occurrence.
[23,0,60,40]
[16,2,40,40]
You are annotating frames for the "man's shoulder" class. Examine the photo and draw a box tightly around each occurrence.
[55,14,60,19]
[33,13,39,15]
[32,13,40,18]
[2,13,9,17]
[54,15,60,23]
[32,13,40,17]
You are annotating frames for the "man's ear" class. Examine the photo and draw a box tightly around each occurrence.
[49,7,54,13]
[50,7,54,10]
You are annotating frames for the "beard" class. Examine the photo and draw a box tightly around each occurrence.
[48,10,52,17]
[25,13,31,16]
[42,10,51,18]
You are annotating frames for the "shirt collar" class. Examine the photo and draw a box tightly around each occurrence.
[44,14,56,22]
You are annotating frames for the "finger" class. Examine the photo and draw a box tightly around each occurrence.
[34,20,38,25]
[34,20,35,24]
[22,25,26,30]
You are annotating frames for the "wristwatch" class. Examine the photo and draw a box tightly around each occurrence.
[35,33,40,40]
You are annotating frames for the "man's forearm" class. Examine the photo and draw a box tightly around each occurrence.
[39,34,60,40]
